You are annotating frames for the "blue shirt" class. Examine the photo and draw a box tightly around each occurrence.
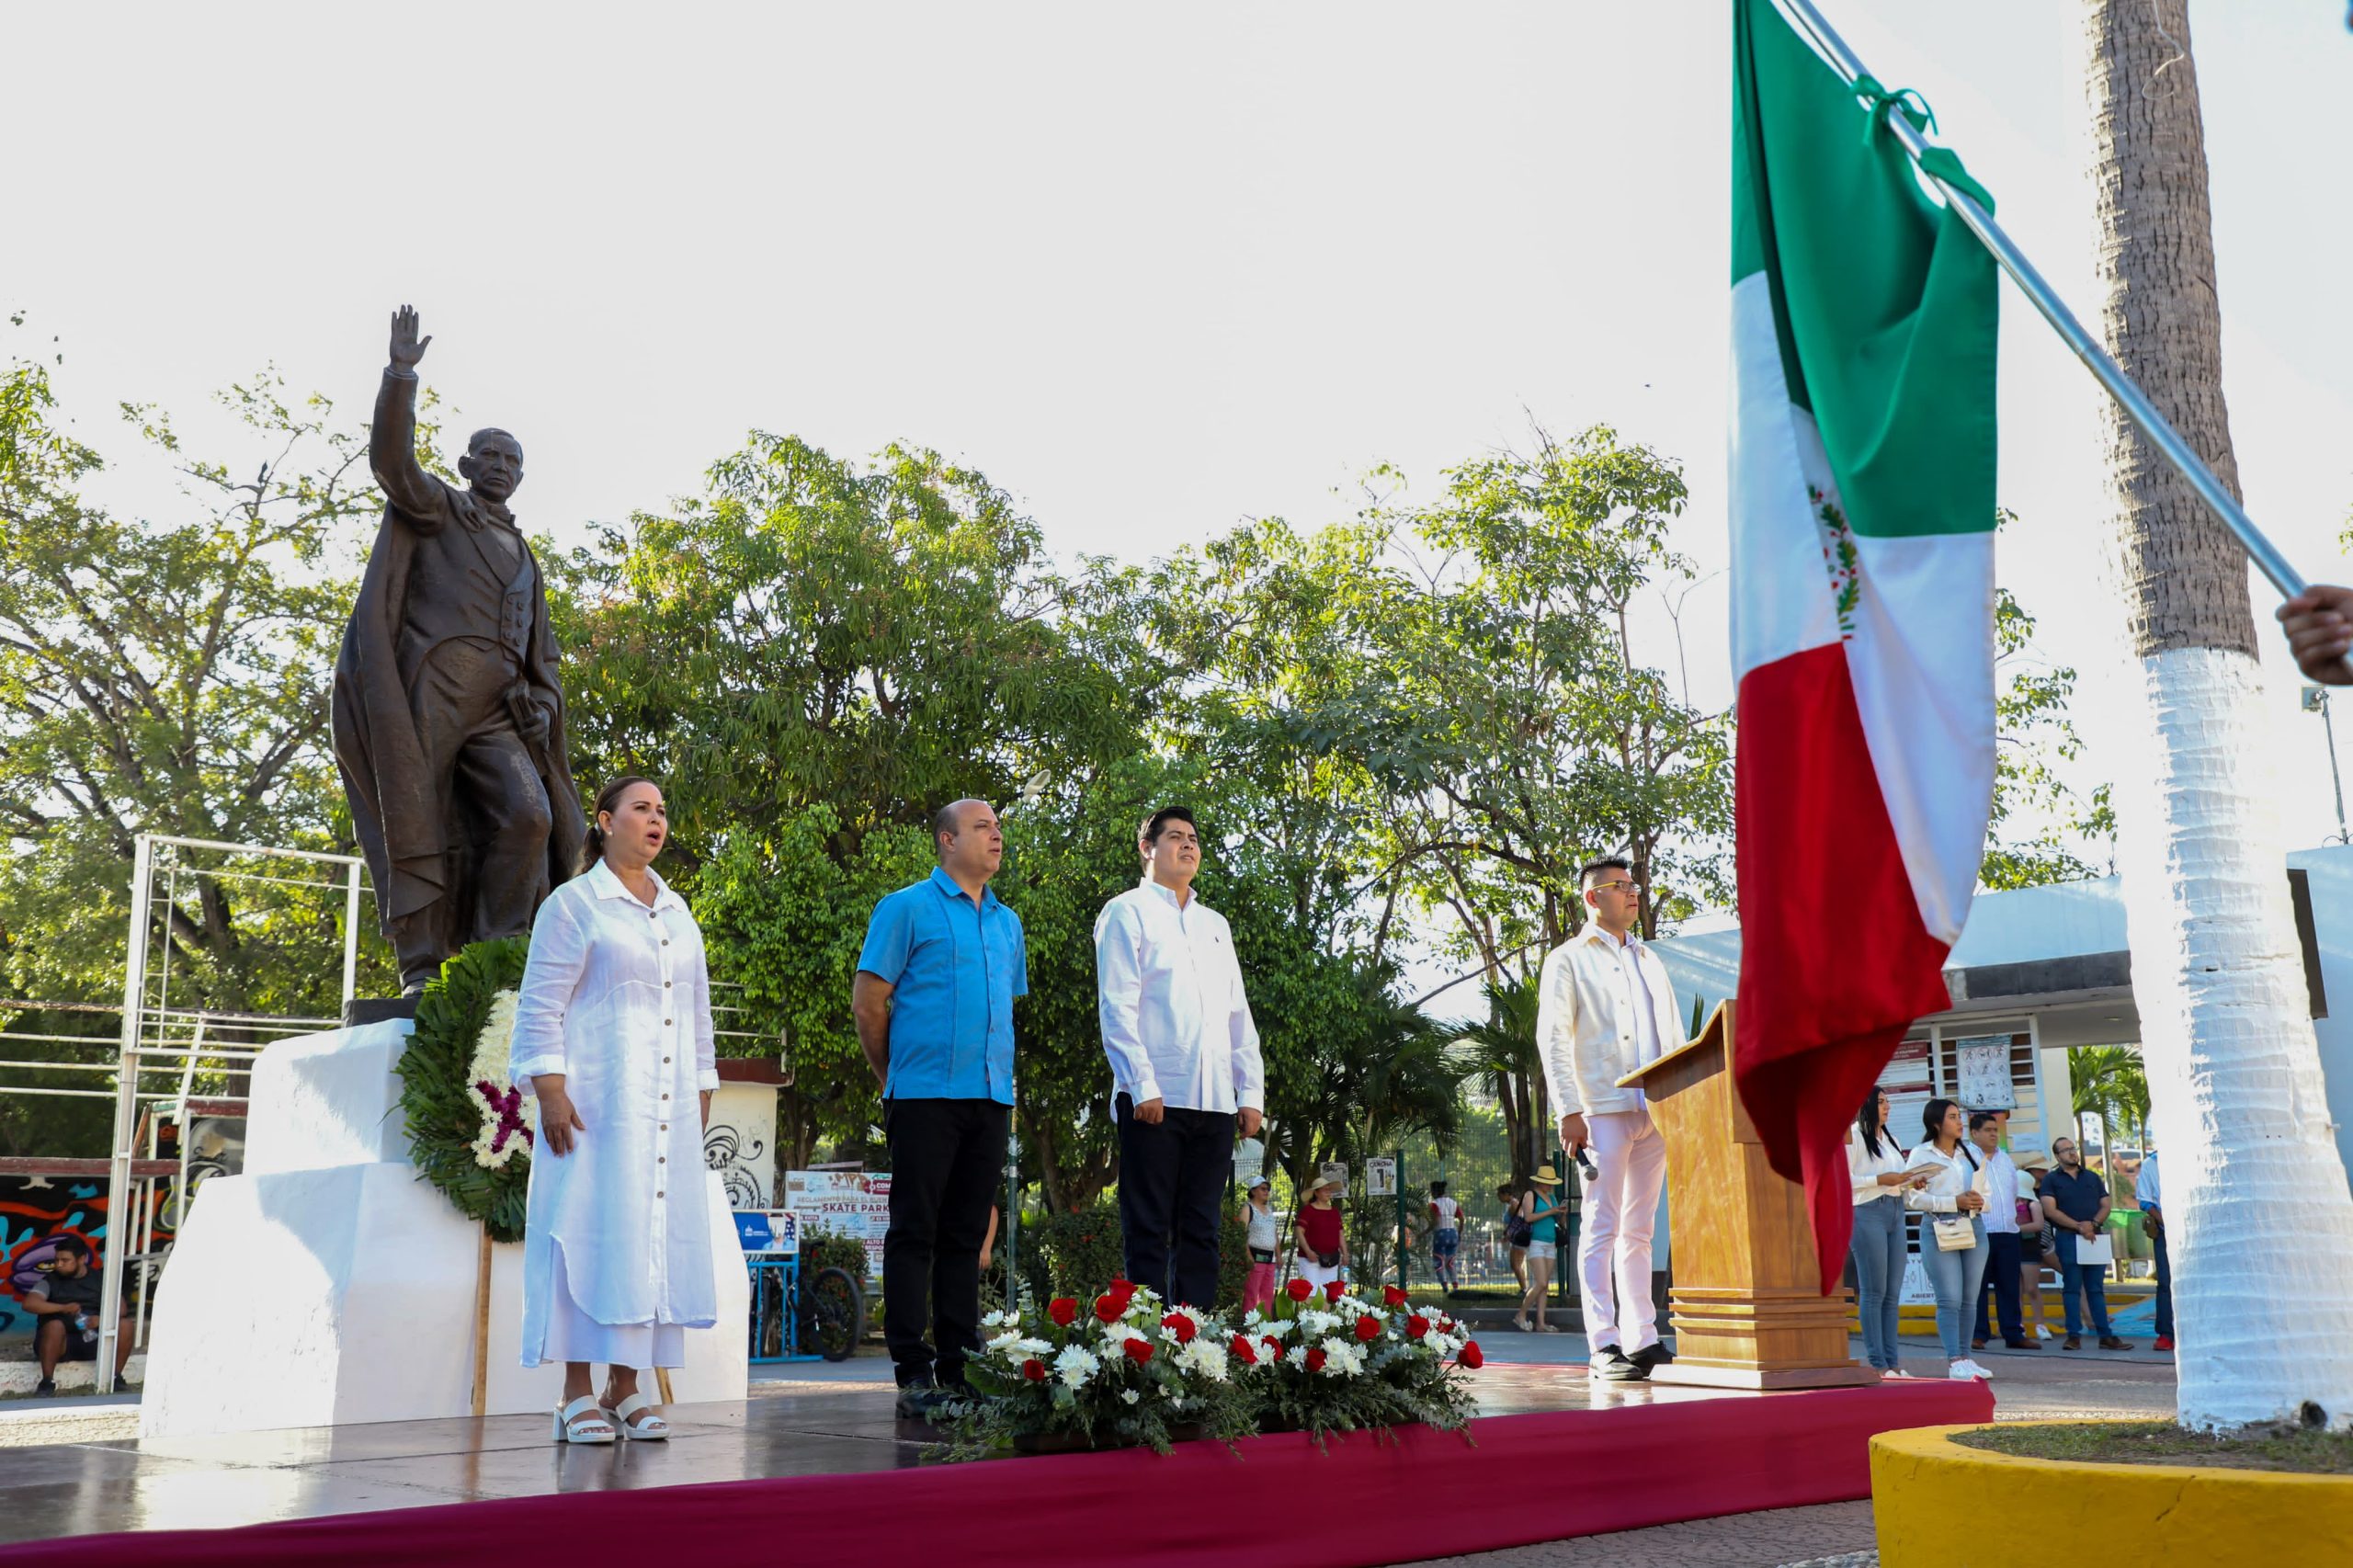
[858,868,1027,1105]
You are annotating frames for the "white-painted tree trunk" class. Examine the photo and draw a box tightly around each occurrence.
[2111,647,2353,1430]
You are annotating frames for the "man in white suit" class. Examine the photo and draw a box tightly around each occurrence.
[1538,857,1682,1382]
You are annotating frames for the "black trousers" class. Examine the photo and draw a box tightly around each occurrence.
[1117,1093,1234,1309]
[1977,1230,2024,1343]
[882,1096,1007,1387]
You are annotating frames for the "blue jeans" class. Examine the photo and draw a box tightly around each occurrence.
[2053,1227,2114,1337]
[2151,1223,2172,1340]
[1848,1197,1907,1370]
[1920,1214,1989,1362]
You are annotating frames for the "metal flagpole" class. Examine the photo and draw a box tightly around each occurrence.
[1771,0,2308,600]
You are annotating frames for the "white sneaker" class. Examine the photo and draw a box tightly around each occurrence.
[1949,1359,1992,1381]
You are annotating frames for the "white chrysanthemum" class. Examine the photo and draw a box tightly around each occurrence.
[1015,1335,1053,1356]
[1177,1337,1230,1383]
[1053,1344,1099,1388]
[986,1329,1022,1353]
[1241,1309,1264,1328]
[1120,1389,1141,1405]
[465,988,537,1170]
[1285,1346,1308,1369]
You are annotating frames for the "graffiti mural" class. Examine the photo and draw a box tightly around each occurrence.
[703,1084,779,1211]
[0,1177,162,1355]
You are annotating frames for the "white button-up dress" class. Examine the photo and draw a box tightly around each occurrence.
[509,860,722,1369]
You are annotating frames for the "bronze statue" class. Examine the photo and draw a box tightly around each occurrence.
[333,306,585,992]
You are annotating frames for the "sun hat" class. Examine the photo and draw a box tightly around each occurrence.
[1248,1175,1272,1193]
[1530,1165,1563,1187]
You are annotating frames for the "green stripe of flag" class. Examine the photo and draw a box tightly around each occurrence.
[1730,0,2000,540]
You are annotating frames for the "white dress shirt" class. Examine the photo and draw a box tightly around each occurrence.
[1847,1130,1909,1205]
[1978,1146,2021,1233]
[509,861,721,1341]
[2135,1152,2161,1210]
[1903,1141,1984,1215]
[1094,877,1264,1114]
[1536,925,1682,1118]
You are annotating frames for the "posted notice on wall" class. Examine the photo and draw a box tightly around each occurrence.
[1953,1036,2017,1110]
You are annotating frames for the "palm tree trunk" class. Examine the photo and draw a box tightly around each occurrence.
[2081,0,2353,1432]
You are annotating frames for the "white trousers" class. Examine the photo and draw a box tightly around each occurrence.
[1578,1106,1668,1352]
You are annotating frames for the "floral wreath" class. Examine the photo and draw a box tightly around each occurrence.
[394,935,537,1243]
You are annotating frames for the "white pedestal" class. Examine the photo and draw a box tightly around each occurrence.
[141,1020,748,1438]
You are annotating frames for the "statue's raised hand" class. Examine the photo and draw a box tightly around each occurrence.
[389,305,432,372]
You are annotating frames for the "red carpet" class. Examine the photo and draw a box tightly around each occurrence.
[3,1380,1990,1567]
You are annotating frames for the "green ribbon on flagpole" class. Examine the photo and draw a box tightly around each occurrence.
[1851,74,1996,215]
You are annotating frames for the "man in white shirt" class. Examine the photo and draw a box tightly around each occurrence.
[1969,1111,2033,1351]
[1538,857,1682,1381]
[2136,1151,2172,1352]
[1096,806,1266,1308]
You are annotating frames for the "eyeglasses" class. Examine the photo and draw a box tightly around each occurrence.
[1591,880,1643,895]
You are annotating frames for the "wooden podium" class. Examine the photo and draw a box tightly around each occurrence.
[1617,1000,1876,1389]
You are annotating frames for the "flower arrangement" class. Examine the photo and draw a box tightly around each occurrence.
[394,936,535,1241]
[464,988,538,1170]
[949,1278,1258,1456]
[949,1274,1481,1458]
[1238,1278,1482,1447]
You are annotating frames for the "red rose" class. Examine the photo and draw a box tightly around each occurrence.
[1047,1297,1079,1328]
[1161,1312,1198,1345]
[1323,1280,1345,1303]
[1458,1341,1483,1369]
[1354,1313,1381,1343]
[1405,1314,1430,1340]
[1286,1278,1313,1302]
[1022,1358,1047,1382]
[1382,1285,1408,1308]
[1305,1347,1327,1372]
[1262,1336,1284,1359]
[1122,1337,1154,1366]
[1094,1294,1123,1324]
[1230,1334,1258,1365]
[1108,1276,1138,1303]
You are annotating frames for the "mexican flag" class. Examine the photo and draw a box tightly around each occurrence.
[1727,0,2000,1293]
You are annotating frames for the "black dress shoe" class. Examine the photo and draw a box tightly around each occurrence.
[1592,1347,1650,1381]
[2003,1338,2038,1350]
[1629,1342,1676,1372]
[893,1374,947,1421]
[2097,1336,2134,1351]
[33,1379,55,1397]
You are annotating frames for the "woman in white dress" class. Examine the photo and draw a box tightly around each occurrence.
[510,776,721,1444]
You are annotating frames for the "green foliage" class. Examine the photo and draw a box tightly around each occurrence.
[396,937,533,1242]
[1983,510,2111,891]
[799,1225,869,1283]
[1021,1199,1129,1302]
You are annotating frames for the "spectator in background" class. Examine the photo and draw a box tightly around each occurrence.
[1239,1177,1279,1313]
[2013,1157,2055,1344]
[1968,1112,2033,1352]
[1427,1180,1463,1296]
[1511,1166,1566,1335]
[1904,1099,1992,1382]
[23,1235,132,1395]
[2039,1136,2131,1352]
[1847,1087,1919,1379]
[1497,1181,1530,1293]
[1293,1174,1349,1294]
[2136,1150,2173,1354]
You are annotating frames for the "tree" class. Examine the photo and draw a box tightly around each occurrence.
[2079,0,2353,1431]
[0,345,392,1040]
[1982,514,2112,890]
[1445,975,1544,1183]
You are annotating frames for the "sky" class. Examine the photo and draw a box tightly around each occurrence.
[9,1,2353,939]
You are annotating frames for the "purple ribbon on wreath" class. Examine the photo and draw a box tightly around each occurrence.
[472,1080,536,1153]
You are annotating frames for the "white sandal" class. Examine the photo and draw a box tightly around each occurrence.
[553,1393,618,1444]
[603,1390,670,1441]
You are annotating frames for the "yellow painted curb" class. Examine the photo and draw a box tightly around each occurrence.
[1872,1424,2353,1566]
